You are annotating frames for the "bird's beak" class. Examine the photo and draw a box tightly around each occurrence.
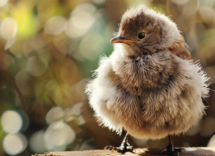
[110,36,135,44]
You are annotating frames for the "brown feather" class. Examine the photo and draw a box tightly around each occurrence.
[168,40,192,60]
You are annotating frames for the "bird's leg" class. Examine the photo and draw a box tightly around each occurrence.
[166,135,175,153]
[118,132,133,152]
[104,132,134,154]
[161,135,186,155]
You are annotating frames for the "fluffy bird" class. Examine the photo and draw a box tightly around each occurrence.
[86,4,209,154]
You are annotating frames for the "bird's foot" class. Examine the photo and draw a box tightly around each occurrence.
[104,142,134,154]
[161,147,186,155]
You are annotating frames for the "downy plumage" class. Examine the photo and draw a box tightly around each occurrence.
[86,4,209,153]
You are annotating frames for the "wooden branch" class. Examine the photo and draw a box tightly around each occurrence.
[32,147,215,156]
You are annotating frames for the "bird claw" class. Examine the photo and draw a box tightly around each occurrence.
[104,145,117,152]
[161,147,186,156]
[104,144,134,154]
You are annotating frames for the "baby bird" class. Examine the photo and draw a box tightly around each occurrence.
[86,4,209,154]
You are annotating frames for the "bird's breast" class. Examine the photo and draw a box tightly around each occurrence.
[110,50,179,96]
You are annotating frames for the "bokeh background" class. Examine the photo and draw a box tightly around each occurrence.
[0,0,215,155]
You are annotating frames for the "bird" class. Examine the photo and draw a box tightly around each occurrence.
[85,4,209,155]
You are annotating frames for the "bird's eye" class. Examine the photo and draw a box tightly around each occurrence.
[138,32,145,39]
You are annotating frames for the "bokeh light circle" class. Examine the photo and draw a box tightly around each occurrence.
[0,0,8,7]
[45,16,67,35]
[71,103,83,116]
[1,110,23,133]
[65,3,96,38]
[77,116,86,126]
[72,3,96,16]
[46,106,65,124]
[45,121,76,148]
[77,33,105,61]
[3,133,27,155]
[29,131,46,153]
[0,17,18,40]
[208,134,215,147]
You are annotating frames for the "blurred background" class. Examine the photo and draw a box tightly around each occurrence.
[0,0,215,155]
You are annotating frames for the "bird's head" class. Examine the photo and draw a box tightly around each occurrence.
[111,4,184,57]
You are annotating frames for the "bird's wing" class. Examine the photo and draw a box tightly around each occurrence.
[168,39,192,60]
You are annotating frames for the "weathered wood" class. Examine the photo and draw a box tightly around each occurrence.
[32,147,215,156]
